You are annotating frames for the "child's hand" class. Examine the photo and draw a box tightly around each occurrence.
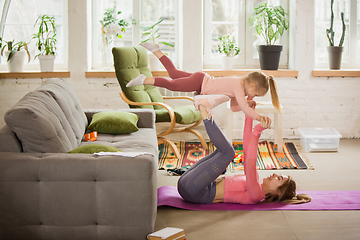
[247,99,257,109]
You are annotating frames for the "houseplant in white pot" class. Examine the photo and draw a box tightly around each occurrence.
[100,6,128,70]
[326,0,346,70]
[141,18,174,71]
[0,38,31,72]
[249,2,289,70]
[32,14,57,72]
[217,35,240,70]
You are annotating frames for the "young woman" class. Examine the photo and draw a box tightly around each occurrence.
[126,42,281,122]
[177,103,311,205]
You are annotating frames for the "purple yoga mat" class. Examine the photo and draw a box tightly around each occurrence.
[158,186,360,211]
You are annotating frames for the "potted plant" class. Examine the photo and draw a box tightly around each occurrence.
[0,38,31,72]
[100,6,128,69]
[217,35,240,70]
[32,14,57,72]
[326,0,346,70]
[249,2,289,70]
[141,18,174,70]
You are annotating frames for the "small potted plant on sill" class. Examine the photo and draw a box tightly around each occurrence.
[249,2,289,70]
[217,35,240,70]
[32,14,57,72]
[326,0,346,70]
[100,6,128,70]
[0,38,31,72]
[141,18,174,71]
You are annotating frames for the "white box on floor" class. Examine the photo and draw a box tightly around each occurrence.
[298,127,342,152]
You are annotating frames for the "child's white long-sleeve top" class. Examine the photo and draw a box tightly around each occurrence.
[200,74,260,120]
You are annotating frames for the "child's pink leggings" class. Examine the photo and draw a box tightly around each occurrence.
[154,55,206,94]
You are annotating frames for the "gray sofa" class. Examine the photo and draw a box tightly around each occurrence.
[0,79,158,240]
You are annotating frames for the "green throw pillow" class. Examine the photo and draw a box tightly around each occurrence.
[68,144,122,154]
[88,111,139,134]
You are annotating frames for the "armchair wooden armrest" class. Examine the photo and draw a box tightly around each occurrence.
[119,92,207,161]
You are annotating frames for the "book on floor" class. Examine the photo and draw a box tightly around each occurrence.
[147,227,186,240]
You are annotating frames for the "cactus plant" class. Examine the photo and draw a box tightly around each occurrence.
[326,0,346,47]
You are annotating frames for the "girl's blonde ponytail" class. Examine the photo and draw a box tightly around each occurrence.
[268,76,281,113]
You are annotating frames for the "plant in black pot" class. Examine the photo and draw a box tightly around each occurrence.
[249,3,289,70]
[326,0,346,70]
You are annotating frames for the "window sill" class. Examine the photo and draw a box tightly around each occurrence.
[85,69,298,78]
[0,71,71,79]
[312,70,360,77]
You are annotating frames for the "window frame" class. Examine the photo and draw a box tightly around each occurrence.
[203,0,289,69]
[0,0,68,71]
[90,0,179,70]
[314,0,359,69]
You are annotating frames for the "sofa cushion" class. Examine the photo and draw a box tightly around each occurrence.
[36,79,87,146]
[88,111,139,134]
[68,144,122,154]
[4,91,81,153]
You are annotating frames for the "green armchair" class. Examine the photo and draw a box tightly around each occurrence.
[112,46,207,160]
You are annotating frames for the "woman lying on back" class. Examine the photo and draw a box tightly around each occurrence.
[177,103,311,205]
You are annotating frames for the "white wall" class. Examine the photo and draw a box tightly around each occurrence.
[0,0,359,141]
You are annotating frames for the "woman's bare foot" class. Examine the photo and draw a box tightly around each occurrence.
[260,116,271,129]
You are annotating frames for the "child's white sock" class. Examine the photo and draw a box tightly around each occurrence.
[126,74,146,87]
[140,42,160,52]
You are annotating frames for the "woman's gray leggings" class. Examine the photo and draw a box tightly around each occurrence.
[177,119,236,204]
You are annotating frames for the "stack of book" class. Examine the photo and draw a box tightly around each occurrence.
[147,227,186,240]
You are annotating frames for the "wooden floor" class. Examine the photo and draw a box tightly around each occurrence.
[155,139,360,240]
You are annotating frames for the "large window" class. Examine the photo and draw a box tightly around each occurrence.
[91,0,178,70]
[0,0,67,70]
[203,0,289,69]
[315,0,359,68]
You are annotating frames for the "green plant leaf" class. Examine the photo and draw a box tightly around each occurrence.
[160,42,175,47]
[7,50,16,61]
[150,19,163,29]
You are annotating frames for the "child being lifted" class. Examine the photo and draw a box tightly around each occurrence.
[127,42,281,122]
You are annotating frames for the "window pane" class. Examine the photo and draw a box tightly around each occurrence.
[140,0,176,58]
[95,0,133,69]
[315,0,350,64]
[211,0,239,58]
[358,0,360,63]
[0,0,65,66]
[204,0,288,68]
[92,0,176,70]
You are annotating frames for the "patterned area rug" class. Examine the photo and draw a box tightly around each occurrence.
[158,141,311,171]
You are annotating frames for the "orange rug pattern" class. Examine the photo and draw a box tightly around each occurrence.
[158,141,309,170]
